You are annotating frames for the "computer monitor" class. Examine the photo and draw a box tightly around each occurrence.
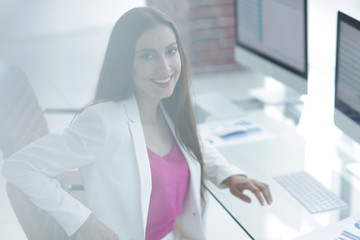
[334,11,360,145]
[234,0,308,101]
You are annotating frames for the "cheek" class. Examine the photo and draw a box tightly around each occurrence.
[132,61,151,85]
[174,56,182,78]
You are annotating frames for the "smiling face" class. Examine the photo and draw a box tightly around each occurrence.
[132,24,182,104]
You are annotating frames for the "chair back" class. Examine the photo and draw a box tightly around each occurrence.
[0,64,77,240]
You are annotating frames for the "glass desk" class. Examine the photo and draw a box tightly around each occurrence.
[192,70,360,240]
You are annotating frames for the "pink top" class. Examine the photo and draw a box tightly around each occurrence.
[145,141,189,240]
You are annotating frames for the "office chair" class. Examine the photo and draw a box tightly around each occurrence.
[0,64,83,240]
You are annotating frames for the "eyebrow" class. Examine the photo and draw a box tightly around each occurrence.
[137,42,178,54]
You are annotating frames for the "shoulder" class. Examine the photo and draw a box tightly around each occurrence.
[86,101,121,113]
[81,101,126,118]
[73,101,126,127]
[75,97,139,127]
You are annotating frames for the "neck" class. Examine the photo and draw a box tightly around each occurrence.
[135,94,161,125]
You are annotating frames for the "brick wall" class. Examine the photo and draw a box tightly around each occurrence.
[147,0,242,73]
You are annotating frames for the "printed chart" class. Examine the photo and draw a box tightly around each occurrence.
[295,214,360,240]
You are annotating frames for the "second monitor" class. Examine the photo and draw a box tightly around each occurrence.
[234,0,308,101]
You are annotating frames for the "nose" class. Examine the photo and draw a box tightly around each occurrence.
[156,55,171,74]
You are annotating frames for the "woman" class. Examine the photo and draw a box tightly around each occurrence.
[2,7,272,240]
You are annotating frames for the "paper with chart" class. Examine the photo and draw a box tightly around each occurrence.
[294,213,360,240]
[198,117,274,147]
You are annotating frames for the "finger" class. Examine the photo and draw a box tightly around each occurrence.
[253,181,272,205]
[230,186,251,203]
[258,182,272,205]
[102,230,116,240]
[248,184,264,206]
[103,228,119,240]
[101,230,118,240]
[100,231,108,240]
[111,232,120,240]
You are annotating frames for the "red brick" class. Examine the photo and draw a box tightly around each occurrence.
[218,2,235,17]
[190,5,221,19]
[147,0,238,73]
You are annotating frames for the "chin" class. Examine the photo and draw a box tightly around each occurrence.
[160,91,175,100]
[161,83,177,99]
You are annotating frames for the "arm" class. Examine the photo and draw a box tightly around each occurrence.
[201,145,245,188]
[2,106,109,236]
[202,145,272,205]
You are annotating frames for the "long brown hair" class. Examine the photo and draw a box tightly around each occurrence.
[95,7,206,207]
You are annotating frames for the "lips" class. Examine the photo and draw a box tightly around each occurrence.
[151,74,174,87]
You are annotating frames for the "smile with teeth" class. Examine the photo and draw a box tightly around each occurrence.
[151,74,173,84]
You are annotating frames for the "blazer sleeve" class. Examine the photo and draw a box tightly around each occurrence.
[201,143,245,189]
[2,106,109,236]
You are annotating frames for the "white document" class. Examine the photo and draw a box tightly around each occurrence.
[294,213,360,240]
[198,117,274,147]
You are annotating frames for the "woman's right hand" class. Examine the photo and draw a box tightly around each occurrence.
[79,214,120,240]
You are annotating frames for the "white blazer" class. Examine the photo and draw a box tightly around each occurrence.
[2,96,244,240]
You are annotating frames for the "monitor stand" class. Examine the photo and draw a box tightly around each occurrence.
[248,76,304,105]
[247,76,306,126]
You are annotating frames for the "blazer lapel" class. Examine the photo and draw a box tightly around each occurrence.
[122,98,202,235]
[123,96,152,236]
[160,104,202,214]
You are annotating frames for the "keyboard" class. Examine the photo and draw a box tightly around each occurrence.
[274,171,349,214]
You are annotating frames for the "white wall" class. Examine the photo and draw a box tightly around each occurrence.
[0,1,145,110]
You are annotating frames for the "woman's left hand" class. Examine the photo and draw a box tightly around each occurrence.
[222,175,273,206]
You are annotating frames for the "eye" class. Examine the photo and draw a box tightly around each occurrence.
[140,52,154,60]
[167,46,178,55]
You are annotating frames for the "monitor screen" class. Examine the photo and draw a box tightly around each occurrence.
[234,0,308,95]
[334,11,360,144]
